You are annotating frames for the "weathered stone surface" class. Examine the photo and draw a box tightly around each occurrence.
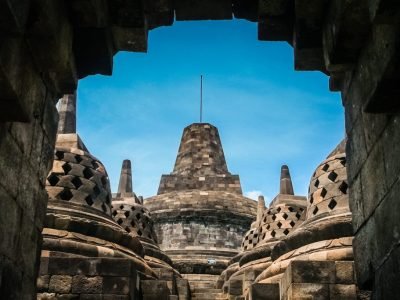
[49,275,72,293]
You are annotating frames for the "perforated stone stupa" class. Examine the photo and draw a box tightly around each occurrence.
[145,123,257,290]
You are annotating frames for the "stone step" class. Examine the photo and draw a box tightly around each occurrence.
[191,293,226,300]
[192,288,223,294]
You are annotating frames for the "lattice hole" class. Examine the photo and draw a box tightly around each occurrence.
[117,218,123,225]
[62,163,72,174]
[83,167,93,179]
[263,217,267,222]
[271,230,276,238]
[283,229,290,235]
[71,177,82,189]
[59,188,73,200]
[136,213,141,220]
[277,207,281,212]
[310,194,314,204]
[101,176,108,187]
[314,179,320,188]
[322,164,329,172]
[272,215,276,221]
[130,220,136,227]
[288,207,294,212]
[245,235,249,240]
[340,158,346,167]
[339,181,348,194]
[320,187,327,198]
[137,229,142,236]
[313,206,319,215]
[75,155,83,163]
[266,225,270,230]
[125,227,131,233]
[55,151,64,160]
[296,212,301,219]
[85,195,94,206]
[282,213,288,220]
[112,210,117,217]
[277,222,282,228]
[124,211,130,217]
[93,185,101,196]
[92,161,100,169]
[290,221,296,227]
[328,171,338,182]
[47,173,60,186]
[328,199,337,210]
[120,205,124,209]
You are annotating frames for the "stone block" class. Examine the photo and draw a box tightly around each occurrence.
[49,275,72,293]
[37,275,50,292]
[335,261,355,284]
[103,276,130,294]
[71,275,103,294]
[283,260,336,287]
[329,284,357,300]
[248,283,279,300]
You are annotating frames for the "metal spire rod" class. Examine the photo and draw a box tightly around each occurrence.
[200,75,203,123]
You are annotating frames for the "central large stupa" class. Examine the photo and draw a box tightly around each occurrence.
[145,123,257,284]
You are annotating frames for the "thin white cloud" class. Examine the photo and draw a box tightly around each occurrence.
[245,190,263,200]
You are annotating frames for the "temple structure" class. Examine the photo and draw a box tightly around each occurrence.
[145,123,257,297]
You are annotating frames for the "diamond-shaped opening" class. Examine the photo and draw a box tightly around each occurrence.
[339,181,348,194]
[340,158,346,167]
[130,220,136,227]
[125,227,131,233]
[290,221,296,227]
[244,245,248,250]
[93,185,101,196]
[277,207,281,212]
[112,210,117,217]
[85,195,94,206]
[117,218,123,225]
[59,188,73,200]
[101,176,108,187]
[328,199,337,210]
[282,213,288,220]
[262,233,266,239]
[55,151,64,160]
[310,194,314,204]
[137,229,142,236]
[101,203,107,213]
[266,224,270,230]
[296,212,301,219]
[267,211,271,215]
[313,206,319,215]
[142,222,146,229]
[253,234,258,238]
[83,167,93,179]
[119,205,124,210]
[124,211,130,217]
[62,163,72,174]
[47,173,59,186]
[277,222,282,228]
[288,207,294,212]
[283,229,290,235]
[322,164,329,172]
[136,213,141,220]
[263,217,267,222]
[320,187,327,198]
[271,230,276,237]
[272,215,276,221]
[314,179,320,188]
[259,227,263,233]
[328,171,338,182]
[71,177,82,189]
[92,161,99,169]
[75,155,83,163]
[245,235,249,240]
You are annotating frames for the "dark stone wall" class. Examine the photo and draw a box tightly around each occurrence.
[0,74,58,298]
[344,19,400,299]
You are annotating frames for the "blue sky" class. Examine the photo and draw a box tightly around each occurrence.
[76,19,344,204]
